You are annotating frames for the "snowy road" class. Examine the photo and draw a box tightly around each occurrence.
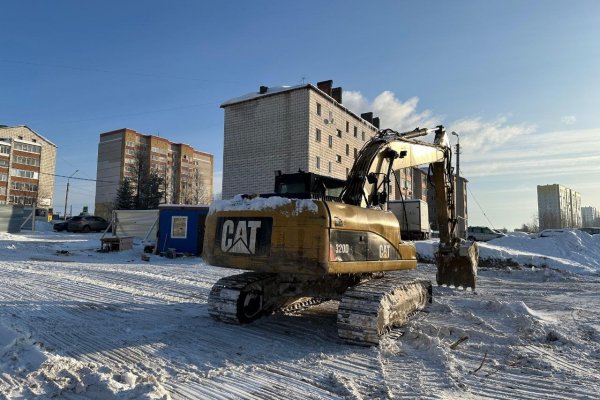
[1,231,599,399]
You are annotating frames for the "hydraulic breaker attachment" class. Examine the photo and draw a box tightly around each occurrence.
[436,240,478,289]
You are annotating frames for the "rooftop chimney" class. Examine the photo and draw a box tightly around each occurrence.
[317,80,333,96]
[259,86,268,94]
[361,112,373,124]
[372,117,380,129]
[331,87,342,104]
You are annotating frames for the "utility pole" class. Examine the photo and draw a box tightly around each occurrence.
[451,132,464,237]
[63,169,78,219]
[452,132,460,178]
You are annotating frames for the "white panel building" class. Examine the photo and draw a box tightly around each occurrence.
[537,184,582,229]
[220,80,380,199]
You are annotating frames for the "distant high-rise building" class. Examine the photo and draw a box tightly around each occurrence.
[94,128,213,219]
[537,184,581,229]
[581,206,599,227]
[0,125,57,208]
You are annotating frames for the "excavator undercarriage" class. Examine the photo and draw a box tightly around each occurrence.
[208,271,432,345]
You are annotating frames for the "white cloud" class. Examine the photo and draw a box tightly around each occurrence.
[561,115,576,125]
[344,90,437,132]
[343,90,535,155]
[449,116,536,154]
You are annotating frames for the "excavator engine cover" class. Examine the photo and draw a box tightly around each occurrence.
[436,241,478,289]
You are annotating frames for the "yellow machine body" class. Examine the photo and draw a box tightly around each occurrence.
[203,199,417,276]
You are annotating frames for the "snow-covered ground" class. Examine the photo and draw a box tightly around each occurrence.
[0,224,599,399]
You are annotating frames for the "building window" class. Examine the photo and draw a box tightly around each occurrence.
[354,148,358,158]
[0,145,10,154]
[336,155,342,163]
[328,135,333,148]
[336,129,342,138]
[328,161,332,173]
[11,169,38,179]
[316,156,320,169]
[13,142,41,154]
[0,174,7,181]
[354,126,357,137]
[346,121,349,133]
[316,103,322,116]
[346,144,349,156]
[11,181,37,192]
[0,159,8,167]
[362,131,365,141]
[315,128,321,142]
[346,168,349,177]
[13,156,39,166]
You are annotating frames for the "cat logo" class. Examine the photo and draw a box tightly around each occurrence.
[220,220,262,254]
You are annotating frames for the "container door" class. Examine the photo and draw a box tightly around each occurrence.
[197,214,207,255]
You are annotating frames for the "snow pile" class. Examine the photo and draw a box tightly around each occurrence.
[210,195,318,215]
[0,323,47,378]
[416,230,600,275]
[1,320,169,399]
[22,356,170,399]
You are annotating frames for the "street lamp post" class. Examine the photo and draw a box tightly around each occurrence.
[451,132,465,238]
[63,169,78,219]
[451,131,460,178]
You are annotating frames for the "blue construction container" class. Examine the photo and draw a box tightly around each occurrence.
[157,205,210,256]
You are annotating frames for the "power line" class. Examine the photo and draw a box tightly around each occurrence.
[32,102,217,126]
[0,59,242,84]
[467,184,496,229]
[39,171,118,184]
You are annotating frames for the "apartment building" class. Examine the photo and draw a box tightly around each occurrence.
[0,125,57,207]
[581,206,599,227]
[95,128,213,218]
[537,184,582,229]
[221,80,381,198]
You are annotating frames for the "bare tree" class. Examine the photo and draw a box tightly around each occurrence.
[181,168,210,205]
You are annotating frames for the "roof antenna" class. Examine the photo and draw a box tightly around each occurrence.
[301,76,306,84]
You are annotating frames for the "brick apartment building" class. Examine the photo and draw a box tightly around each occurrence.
[94,128,213,218]
[0,125,57,208]
[220,80,382,198]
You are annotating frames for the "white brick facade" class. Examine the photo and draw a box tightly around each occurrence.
[221,85,379,198]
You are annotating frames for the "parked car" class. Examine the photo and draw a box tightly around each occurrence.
[579,227,600,235]
[532,228,576,238]
[67,216,110,233]
[52,218,72,232]
[467,226,506,241]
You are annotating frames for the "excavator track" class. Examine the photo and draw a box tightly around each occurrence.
[337,277,432,345]
[208,272,278,324]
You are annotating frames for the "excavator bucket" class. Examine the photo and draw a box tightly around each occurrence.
[436,241,478,289]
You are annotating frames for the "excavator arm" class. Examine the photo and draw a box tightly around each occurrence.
[340,125,478,289]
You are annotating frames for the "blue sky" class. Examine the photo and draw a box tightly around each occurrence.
[1,1,598,229]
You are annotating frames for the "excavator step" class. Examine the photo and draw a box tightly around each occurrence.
[337,277,432,345]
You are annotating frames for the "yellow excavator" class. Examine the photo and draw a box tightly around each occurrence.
[203,125,478,344]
